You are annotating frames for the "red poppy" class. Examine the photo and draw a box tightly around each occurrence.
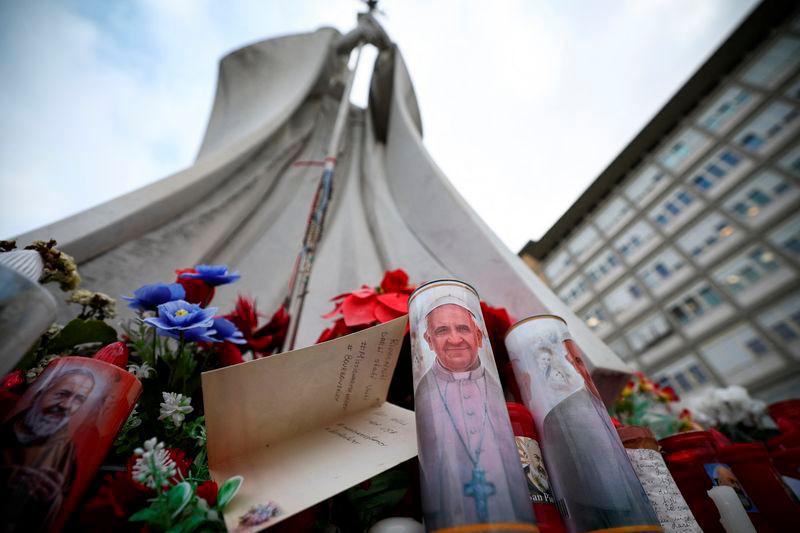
[481,301,514,366]
[379,269,412,294]
[93,341,129,368]
[196,480,218,506]
[175,268,215,307]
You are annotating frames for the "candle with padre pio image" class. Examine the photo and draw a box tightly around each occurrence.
[0,351,142,532]
[408,280,536,533]
[505,315,660,533]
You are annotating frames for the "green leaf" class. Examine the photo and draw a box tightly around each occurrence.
[48,318,117,353]
[129,507,160,522]
[217,475,243,509]
[166,513,207,533]
[167,482,193,519]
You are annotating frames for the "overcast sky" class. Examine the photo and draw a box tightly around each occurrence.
[0,0,760,252]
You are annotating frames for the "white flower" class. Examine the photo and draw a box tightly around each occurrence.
[689,386,767,427]
[159,392,193,427]
[128,362,155,379]
[132,437,177,489]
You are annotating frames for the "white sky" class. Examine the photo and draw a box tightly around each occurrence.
[0,0,759,252]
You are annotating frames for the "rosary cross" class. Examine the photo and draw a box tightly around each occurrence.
[464,467,496,523]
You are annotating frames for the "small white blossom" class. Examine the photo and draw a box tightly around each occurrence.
[159,392,193,427]
[132,437,177,489]
[128,361,155,380]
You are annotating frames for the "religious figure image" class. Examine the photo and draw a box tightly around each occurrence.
[412,292,533,531]
[0,356,140,533]
[506,316,660,532]
[515,437,553,504]
[0,366,95,532]
[707,463,756,512]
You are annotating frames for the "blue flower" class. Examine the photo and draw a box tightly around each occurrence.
[143,300,219,342]
[178,265,241,287]
[209,317,246,344]
[123,283,186,311]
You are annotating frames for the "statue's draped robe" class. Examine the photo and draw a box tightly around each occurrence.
[17,28,628,399]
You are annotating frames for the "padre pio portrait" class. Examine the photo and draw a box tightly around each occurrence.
[0,357,141,532]
[410,284,533,531]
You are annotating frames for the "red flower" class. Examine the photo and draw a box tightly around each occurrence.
[379,269,412,294]
[317,318,359,344]
[226,296,289,357]
[321,269,414,330]
[217,342,244,366]
[196,480,218,506]
[175,268,215,307]
[93,341,129,368]
[0,370,25,392]
[78,470,150,531]
[481,301,514,366]
[660,386,680,403]
[611,416,624,428]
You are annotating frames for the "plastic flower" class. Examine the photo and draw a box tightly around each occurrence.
[25,239,81,290]
[322,269,414,328]
[159,392,194,427]
[197,480,219,506]
[143,300,218,342]
[123,282,185,312]
[178,264,241,287]
[209,317,246,344]
[226,297,289,356]
[127,361,155,379]
[132,437,177,489]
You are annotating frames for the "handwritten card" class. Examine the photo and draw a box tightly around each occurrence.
[202,316,417,531]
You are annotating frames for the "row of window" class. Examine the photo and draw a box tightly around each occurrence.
[543,33,800,287]
[642,289,800,394]
[555,166,798,313]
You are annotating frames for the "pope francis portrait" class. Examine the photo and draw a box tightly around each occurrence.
[414,297,532,530]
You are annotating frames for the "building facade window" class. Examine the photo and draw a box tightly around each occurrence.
[603,277,649,323]
[722,170,799,227]
[624,165,671,208]
[713,245,792,305]
[657,128,713,174]
[667,282,725,326]
[625,312,674,353]
[614,220,660,264]
[740,36,800,89]
[567,225,602,263]
[675,211,740,266]
[608,337,633,361]
[637,247,690,296]
[767,212,800,258]
[582,305,612,338]
[654,356,714,395]
[733,101,800,155]
[648,186,703,234]
[688,147,752,199]
[757,292,800,358]
[700,324,782,385]
[777,143,800,177]
[697,86,760,134]
[545,250,575,287]
[594,197,634,237]
[787,76,800,101]
[559,275,591,309]
[585,250,624,291]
